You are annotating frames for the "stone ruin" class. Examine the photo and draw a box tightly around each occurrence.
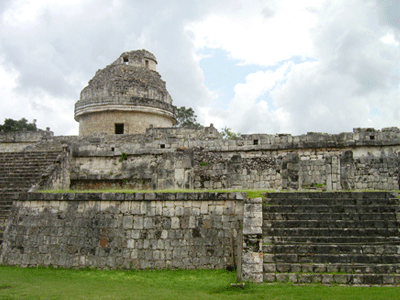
[1,49,400,284]
[75,49,176,136]
[2,49,400,194]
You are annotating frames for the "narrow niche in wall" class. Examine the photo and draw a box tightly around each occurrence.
[123,56,128,64]
[145,60,149,68]
[115,123,124,134]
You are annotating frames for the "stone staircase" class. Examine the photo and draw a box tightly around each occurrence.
[0,151,61,245]
[263,192,400,285]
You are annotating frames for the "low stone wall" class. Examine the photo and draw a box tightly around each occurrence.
[0,131,54,152]
[0,192,245,270]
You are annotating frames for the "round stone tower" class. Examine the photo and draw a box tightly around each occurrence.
[74,49,176,136]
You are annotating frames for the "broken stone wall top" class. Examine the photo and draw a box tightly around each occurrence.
[111,49,157,70]
[3,126,400,155]
[0,130,54,143]
[64,126,400,156]
[239,127,400,149]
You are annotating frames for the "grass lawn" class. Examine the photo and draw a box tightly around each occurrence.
[1,266,400,300]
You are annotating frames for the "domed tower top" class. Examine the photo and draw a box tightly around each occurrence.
[74,49,176,136]
[115,49,158,71]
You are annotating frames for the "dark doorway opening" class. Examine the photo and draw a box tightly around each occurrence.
[115,124,124,134]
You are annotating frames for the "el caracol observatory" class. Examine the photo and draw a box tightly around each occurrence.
[74,49,177,136]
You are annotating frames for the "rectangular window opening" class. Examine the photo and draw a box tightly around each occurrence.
[370,136,375,140]
[123,57,128,63]
[111,147,115,152]
[253,139,259,145]
[115,123,124,134]
[160,144,165,149]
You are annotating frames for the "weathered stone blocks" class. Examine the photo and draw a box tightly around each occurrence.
[0,192,244,271]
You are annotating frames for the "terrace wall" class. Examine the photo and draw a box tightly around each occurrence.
[0,192,245,270]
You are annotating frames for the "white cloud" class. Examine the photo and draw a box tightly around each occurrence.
[194,0,400,135]
[204,62,293,133]
[189,0,320,66]
[381,32,399,46]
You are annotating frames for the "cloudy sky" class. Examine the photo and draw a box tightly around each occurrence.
[0,0,399,136]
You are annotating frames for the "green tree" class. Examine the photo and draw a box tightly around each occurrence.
[173,106,201,128]
[0,118,38,133]
[220,126,241,140]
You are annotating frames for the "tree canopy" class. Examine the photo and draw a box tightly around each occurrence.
[173,106,201,128]
[0,118,38,133]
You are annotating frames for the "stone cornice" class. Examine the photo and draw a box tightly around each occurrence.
[74,97,176,121]
[74,103,176,122]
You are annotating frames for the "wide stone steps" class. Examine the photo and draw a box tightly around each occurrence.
[264,227,399,237]
[265,273,400,285]
[264,212,397,221]
[263,244,400,255]
[264,198,400,206]
[262,192,400,285]
[266,236,400,244]
[264,262,400,274]
[268,253,400,264]
[0,179,42,187]
[264,192,393,200]
[264,205,400,214]
[265,219,399,228]
[0,151,61,245]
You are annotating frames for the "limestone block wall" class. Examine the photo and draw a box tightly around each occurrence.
[67,146,400,192]
[70,154,159,190]
[0,192,245,270]
[192,147,400,191]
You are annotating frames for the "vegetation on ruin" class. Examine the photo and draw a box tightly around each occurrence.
[1,266,399,300]
[172,106,241,140]
[220,126,241,140]
[119,152,128,162]
[173,106,202,128]
[0,118,40,133]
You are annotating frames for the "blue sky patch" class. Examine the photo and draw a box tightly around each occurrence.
[199,48,268,109]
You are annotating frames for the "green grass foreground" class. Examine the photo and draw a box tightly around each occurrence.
[1,266,400,300]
